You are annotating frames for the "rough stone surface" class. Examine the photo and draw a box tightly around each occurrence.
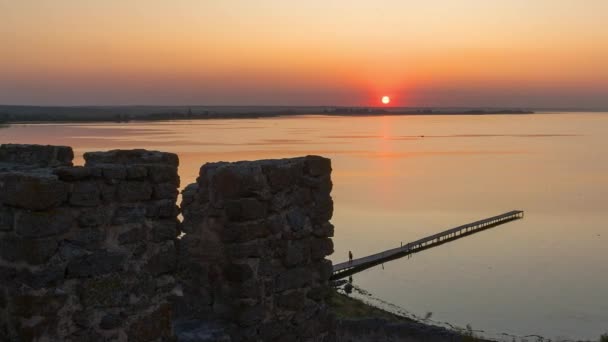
[0,144,179,342]
[1,145,338,342]
[0,172,69,210]
[84,149,179,167]
[14,208,74,238]
[0,144,73,168]
[178,155,335,341]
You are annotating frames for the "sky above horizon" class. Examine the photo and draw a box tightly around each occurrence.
[1,0,607,108]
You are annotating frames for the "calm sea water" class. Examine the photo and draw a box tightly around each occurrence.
[1,113,607,340]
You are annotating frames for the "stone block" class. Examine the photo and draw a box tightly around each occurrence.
[77,207,112,227]
[126,165,148,179]
[146,165,179,184]
[99,313,123,330]
[311,238,334,260]
[304,155,331,177]
[262,162,302,193]
[275,267,312,292]
[117,181,153,202]
[283,208,314,239]
[307,285,332,302]
[113,204,146,224]
[80,274,131,307]
[15,265,65,289]
[258,258,285,277]
[145,242,177,276]
[0,207,14,231]
[146,199,179,218]
[237,303,266,327]
[58,241,89,260]
[84,149,178,167]
[0,265,16,283]
[292,186,313,207]
[224,240,264,259]
[69,181,101,206]
[14,208,74,238]
[69,330,107,341]
[118,225,146,245]
[0,236,58,265]
[0,172,68,210]
[221,220,270,243]
[312,195,334,223]
[153,182,178,200]
[259,321,285,341]
[148,219,179,242]
[10,292,67,318]
[285,239,311,266]
[0,144,73,167]
[127,304,173,342]
[66,228,106,249]
[204,165,244,199]
[99,182,117,201]
[276,289,307,310]
[268,191,294,212]
[313,222,335,238]
[180,183,198,207]
[224,263,254,283]
[286,208,311,232]
[66,251,126,278]
[100,164,127,180]
[53,166,91,181]
[224,198,268,221]
[16,315,60,342]
[314,259,333,282]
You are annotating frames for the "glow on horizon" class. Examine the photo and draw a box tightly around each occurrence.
[1,0,607,107]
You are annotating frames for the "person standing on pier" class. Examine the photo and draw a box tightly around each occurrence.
[348,250,353,264]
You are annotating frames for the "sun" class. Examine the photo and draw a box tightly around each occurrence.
[381,96,390,104]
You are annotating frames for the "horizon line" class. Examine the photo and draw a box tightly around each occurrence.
[1,104,606,111]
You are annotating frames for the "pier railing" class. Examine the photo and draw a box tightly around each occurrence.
[332,210,524,279]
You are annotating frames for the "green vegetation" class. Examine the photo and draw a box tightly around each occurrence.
[329,289,490,342]
[600,333,608,342]
[327,290,411,322]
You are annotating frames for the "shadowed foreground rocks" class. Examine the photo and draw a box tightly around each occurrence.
[176,156,335,341]
[0,144,180,341]
[0,144,335,342]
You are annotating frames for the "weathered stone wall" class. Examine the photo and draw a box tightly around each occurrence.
[0,144,73,171]
[0,145,180,341]
[178,156,336,341]
[0,144,337,342]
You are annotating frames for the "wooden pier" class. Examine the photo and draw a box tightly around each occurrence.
[332,210,524,280]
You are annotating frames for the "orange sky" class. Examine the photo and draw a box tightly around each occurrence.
[1,0,607,107]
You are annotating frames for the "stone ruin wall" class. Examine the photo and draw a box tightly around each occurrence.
[0,145,180,341]
[0,144,335,342]
[178,156,335,341]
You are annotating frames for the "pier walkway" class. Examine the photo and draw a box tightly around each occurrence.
[332,210,524,280]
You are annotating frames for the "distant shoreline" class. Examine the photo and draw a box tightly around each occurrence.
[0,105,534,124]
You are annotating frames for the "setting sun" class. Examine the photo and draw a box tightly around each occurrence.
[382,96,390,105]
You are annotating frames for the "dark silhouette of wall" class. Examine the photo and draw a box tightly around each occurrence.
[177,157,335,341]
[0,144,335,342]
